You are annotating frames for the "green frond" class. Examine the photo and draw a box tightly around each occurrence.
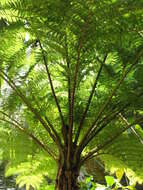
[0,0,143,187]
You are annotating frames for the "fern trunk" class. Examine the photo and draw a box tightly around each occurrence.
[55,161,80,190]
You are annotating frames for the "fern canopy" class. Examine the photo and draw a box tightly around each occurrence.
[0,0,143,189]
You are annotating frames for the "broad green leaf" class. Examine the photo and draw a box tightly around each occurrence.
[105,176,115,187]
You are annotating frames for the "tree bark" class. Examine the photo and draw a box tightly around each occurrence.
[55,163,80,190]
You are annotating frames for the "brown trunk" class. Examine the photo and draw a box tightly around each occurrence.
[55,164,80,190]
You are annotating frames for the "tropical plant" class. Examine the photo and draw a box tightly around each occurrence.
[0,0,143,189]
[80,174,137,190]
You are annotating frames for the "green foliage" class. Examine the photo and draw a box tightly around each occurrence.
[80,174,137,190]
[0,0,143,189]
[105,176,114,187]
[0,125,35,163]
[98,125,143,183]
[5,153,57,189]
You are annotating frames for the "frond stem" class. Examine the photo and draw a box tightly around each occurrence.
[0,116,57,160]
[80,117,143,164]
[0,70,64,155]
[74,54,107,145]
[77,48,143,154]
[38,40,65,132]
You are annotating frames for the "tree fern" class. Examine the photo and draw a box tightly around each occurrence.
[0,0,143,189]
